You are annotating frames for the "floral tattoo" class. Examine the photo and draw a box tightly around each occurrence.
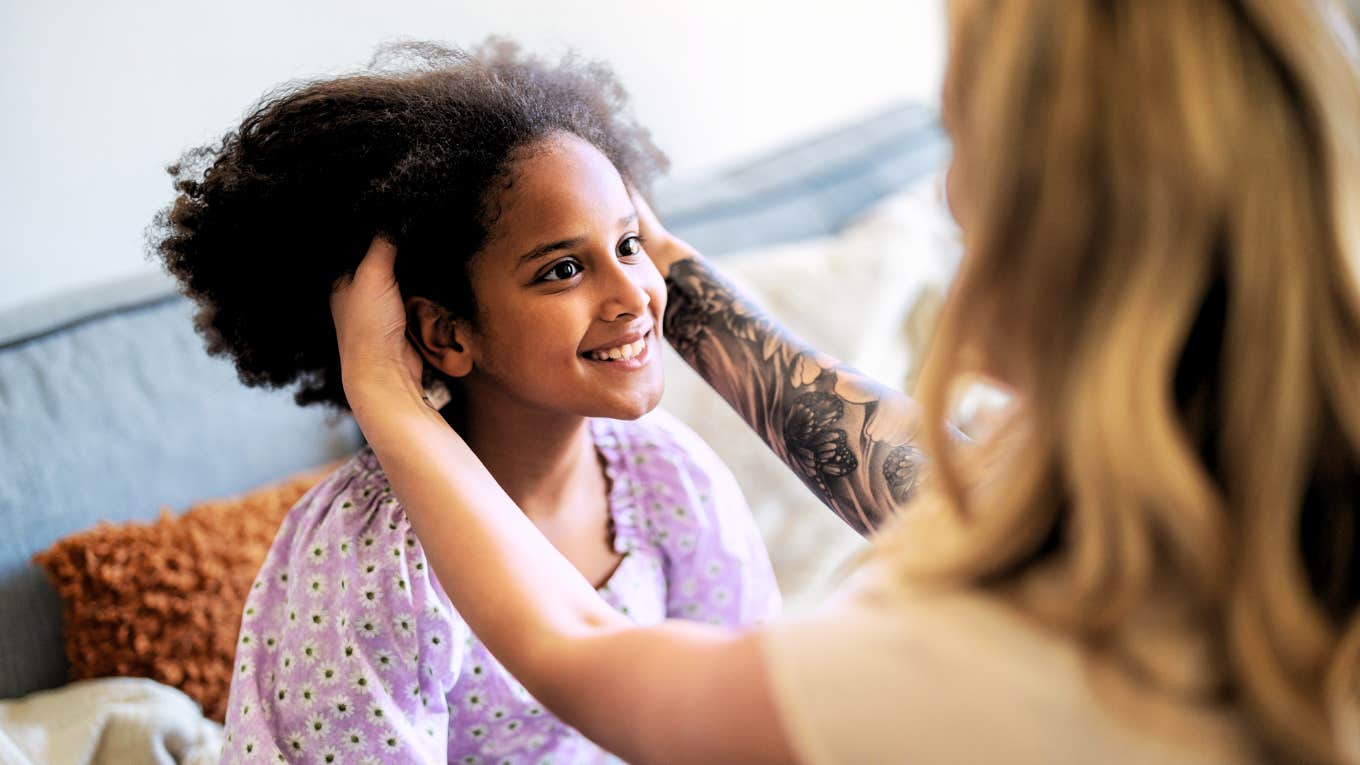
[663,258,924,536]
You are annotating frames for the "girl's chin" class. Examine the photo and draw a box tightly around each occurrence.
[595,386,665,422]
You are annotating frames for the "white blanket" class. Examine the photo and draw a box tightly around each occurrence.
[0,678,222,765]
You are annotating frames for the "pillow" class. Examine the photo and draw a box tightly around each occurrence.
[32,467,332,722]
[658,174,963,611]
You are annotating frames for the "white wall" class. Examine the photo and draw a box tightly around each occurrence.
[0,0,945,312]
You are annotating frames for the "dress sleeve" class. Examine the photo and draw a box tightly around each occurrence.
[220,462,467,764]
[640,412,783,626]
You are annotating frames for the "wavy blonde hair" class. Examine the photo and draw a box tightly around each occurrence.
[888,0,1360,760]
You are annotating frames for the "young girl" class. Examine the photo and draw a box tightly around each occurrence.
[153,42,779,764]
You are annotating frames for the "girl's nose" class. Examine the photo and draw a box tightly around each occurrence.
[598,259,651,321]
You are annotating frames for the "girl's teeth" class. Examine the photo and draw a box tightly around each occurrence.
[592,338,645,361]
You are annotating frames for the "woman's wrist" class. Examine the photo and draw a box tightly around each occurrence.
[344,368,430,427]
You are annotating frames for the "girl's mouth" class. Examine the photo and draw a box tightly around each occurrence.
[586,336,646,362]
[582,331,653,370]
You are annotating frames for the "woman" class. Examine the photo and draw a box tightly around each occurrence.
[332,1,1360,762]
[154,42,780,763]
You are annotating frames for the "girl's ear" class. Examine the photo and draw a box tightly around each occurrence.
[406,297,474,378]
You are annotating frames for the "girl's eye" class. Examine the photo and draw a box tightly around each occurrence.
[540,260,582,282]
[617,235,644,259]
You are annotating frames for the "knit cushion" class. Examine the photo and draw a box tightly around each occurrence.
[32,467,332,721]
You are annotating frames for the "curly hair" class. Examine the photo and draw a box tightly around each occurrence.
[152,39,668,411]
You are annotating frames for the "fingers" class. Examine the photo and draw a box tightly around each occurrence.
[356,235,398,278]
[332,235,397,309]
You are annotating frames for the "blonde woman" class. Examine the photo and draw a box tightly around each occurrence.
[329,0,1360,762]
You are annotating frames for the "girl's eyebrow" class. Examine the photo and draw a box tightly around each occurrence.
[516,213,638,268]
[518,236,585,268]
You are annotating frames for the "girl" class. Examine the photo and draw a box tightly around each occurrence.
[154,42,779,764]
[332,1,1360,763]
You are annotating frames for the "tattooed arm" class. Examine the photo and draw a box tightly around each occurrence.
[637,198,924,536]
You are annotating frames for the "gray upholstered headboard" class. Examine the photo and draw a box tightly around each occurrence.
[0,102,947,701]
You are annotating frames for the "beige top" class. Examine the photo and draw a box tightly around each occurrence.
[762,562,1264,764]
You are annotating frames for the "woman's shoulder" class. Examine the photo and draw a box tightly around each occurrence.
[760,562,1261,765]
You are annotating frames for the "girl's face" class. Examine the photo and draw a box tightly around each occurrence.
[457,133,667,421]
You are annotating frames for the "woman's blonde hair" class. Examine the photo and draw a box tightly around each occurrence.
[890,0,1360,760]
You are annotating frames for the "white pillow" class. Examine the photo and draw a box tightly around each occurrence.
[659,174,962,610]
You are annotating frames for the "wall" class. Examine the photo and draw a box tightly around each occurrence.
[0,0,946,312]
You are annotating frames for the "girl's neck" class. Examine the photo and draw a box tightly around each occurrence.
[458,394,602,523]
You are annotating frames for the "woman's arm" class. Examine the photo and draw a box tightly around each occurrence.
[333,240,799,765]
[637,197,925,536]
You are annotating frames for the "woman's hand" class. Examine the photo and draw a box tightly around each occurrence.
[629,186,700,278]
[330,236,425,412]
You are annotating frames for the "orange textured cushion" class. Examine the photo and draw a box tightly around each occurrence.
[33,466,333,722]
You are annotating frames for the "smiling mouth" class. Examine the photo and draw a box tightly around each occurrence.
[582,331,653,366]
[585,336,646,362]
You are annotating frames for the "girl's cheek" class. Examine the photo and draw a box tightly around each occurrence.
[635,261,667,317]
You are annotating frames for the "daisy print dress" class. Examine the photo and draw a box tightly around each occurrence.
[220,410,781,764]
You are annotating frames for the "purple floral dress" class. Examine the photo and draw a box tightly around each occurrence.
[220,411,781,764]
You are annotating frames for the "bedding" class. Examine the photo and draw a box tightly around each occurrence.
[0,677,222,765]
